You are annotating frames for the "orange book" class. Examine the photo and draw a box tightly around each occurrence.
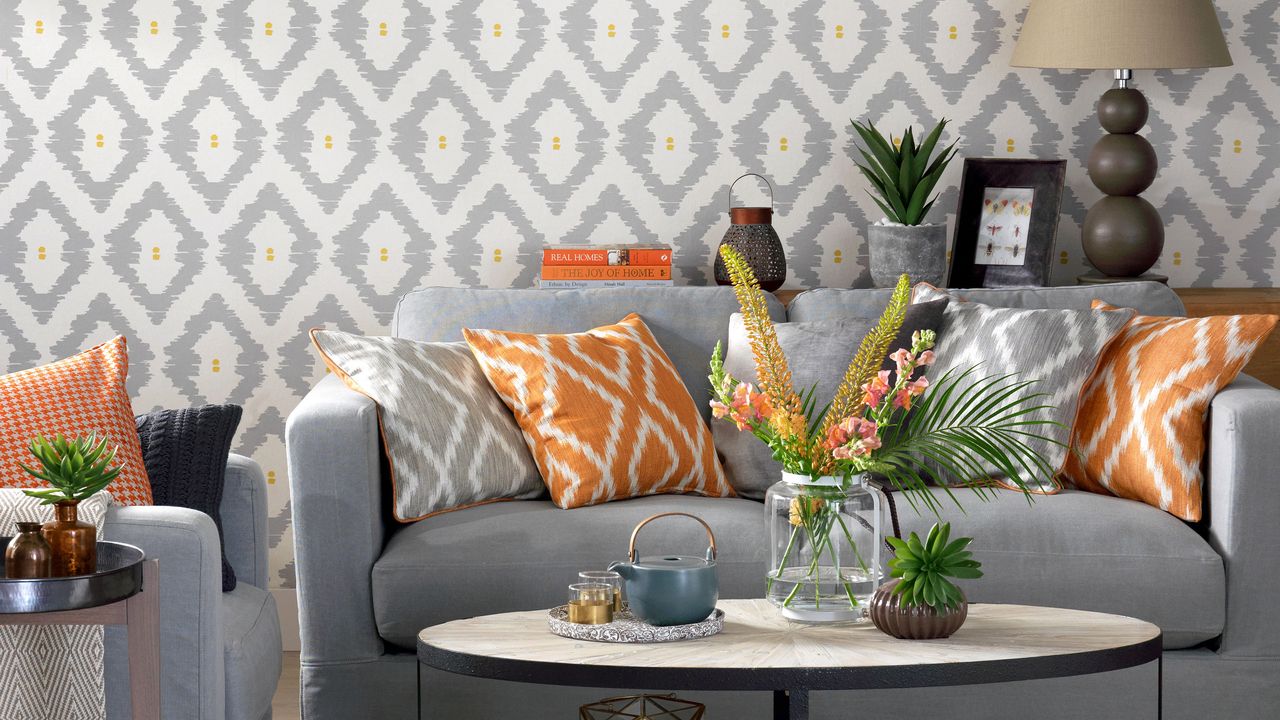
[542,246,672,266]
[540,265,673,281]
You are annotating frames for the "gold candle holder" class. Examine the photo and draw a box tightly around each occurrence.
[579,571,623,612]
[568,582,614,625]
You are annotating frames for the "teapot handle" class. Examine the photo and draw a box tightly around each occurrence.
[628,512,717,563]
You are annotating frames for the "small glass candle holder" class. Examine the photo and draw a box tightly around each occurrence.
[579,571,623,612]
[568,582,614,625]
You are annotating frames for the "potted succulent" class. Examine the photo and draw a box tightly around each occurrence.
[851,118,958,287]
[869,522,979,639]
[19,433,121,576]
[710,245,1057,623]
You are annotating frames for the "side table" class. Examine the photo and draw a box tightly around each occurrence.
[0,540,160,719]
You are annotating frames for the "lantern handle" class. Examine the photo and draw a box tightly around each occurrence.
[727,173,774,212]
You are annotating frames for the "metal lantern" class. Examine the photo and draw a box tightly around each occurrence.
[713,173,787,292]
[580,693,705,720]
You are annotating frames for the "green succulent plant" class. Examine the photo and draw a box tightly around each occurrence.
[18,432,122,505]
[886,522,981,611]
[850,118,958,226]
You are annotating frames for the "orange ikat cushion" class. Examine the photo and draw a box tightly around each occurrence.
[0,336,153,505]
[1064,301,1277,521]
[463,314,735,509]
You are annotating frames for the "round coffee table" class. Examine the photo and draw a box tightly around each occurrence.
[417,599,1163,719]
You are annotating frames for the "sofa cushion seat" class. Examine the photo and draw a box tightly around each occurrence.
[372,488,1224,652]
[222,584,282,720]
[371,495,770,649]
[897,488,1224,649]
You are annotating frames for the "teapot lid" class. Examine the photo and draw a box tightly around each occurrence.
[633,555,714,570]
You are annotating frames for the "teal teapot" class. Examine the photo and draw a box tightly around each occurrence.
[608,513,718,627]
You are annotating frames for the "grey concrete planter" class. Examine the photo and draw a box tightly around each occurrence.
[867,223,948,288]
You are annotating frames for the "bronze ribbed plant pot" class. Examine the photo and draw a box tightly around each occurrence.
[868,578,968,640]
[42,501,96,577]
[5,522,53,578]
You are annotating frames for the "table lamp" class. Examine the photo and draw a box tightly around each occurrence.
[1011,0,1232,282]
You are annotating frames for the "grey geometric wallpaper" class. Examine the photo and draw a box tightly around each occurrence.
[0,0,1276,609]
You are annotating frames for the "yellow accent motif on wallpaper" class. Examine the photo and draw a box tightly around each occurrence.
[493,23,502,37]
[149,21,159,36]
[833,249,843,264]
[264,21,273,36]
[835,24,845,39]
[948,25,958,40]
[721,24,730,39]
[379,22,388,37]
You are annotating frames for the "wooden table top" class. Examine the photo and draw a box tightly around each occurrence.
[417,599,1161,691]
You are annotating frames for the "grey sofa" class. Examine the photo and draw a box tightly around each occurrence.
[102,453,282,720]
[288,283,1280,719]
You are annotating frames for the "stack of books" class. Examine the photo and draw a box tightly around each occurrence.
[539,245,674,289]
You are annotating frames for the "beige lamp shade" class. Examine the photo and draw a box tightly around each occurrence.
[1012,0,1232,70]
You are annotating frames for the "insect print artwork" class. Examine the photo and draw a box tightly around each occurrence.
[974,187,1035,266]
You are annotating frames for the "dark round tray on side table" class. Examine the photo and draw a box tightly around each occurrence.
[0,540,160,719]
[0,539,145,613]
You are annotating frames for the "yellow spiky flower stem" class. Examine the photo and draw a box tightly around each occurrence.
[719,245,806,451]
[816,273,912,474]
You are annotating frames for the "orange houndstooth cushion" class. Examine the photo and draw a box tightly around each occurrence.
[0,336,152,506]
[1064,301,1277,521]
[463,314,734,509]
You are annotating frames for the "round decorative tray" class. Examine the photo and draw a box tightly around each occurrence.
[0,540,145,614]
[547,605,725,643]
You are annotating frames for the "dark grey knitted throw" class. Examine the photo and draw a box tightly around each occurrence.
[136,404,242,592]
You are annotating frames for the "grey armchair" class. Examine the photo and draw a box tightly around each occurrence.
[102,453,282,720]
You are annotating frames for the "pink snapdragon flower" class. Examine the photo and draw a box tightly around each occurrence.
[825,416,881,459]
[710,382,772,431]
[890,348,914,377]
[892,376,931,411]
[861,370,892,409]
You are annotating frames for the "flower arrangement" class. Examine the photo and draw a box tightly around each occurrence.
[710,244,1059,618]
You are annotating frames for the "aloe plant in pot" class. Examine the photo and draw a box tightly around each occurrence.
[851,118,958,288]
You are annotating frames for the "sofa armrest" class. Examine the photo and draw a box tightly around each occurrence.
[1207,375,1280,657]
[102,506,225,720]
[286,374,388,663]
[220,453,269,590]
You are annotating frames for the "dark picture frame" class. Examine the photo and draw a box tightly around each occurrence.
[948,158,1066,288]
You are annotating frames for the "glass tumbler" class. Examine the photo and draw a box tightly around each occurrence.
[579,571,623,612]
[567,582,614,625]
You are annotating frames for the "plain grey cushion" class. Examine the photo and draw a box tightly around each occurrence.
[371,495,770,649]
[392,287,786,423]
[222,584,282,720]
[372,487,1222,651]
[788,281,1187,322]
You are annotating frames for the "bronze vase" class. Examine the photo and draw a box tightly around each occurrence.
[713,173,787,292]
[868,578,968,640]
[42,501,96,577]
[5,522,53,578]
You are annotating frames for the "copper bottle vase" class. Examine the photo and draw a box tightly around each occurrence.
[868,578,968,640]
[42,501,96,577]
[713,173,787,292]
[5,522,53,578]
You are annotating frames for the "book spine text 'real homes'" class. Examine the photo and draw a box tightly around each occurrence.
[541,246,672,266]
[538,279,675,289]
[540,265,672,281]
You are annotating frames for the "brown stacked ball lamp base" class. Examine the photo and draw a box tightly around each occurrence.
[1083,84,1165,279]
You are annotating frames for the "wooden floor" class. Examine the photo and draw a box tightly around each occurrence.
[274,651,300,719]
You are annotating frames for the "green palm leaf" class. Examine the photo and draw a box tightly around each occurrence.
[868,366,1064,515]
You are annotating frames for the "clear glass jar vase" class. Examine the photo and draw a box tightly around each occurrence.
[765,472,887,622]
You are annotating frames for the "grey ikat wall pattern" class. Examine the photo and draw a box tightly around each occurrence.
[1,0,1277,604]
